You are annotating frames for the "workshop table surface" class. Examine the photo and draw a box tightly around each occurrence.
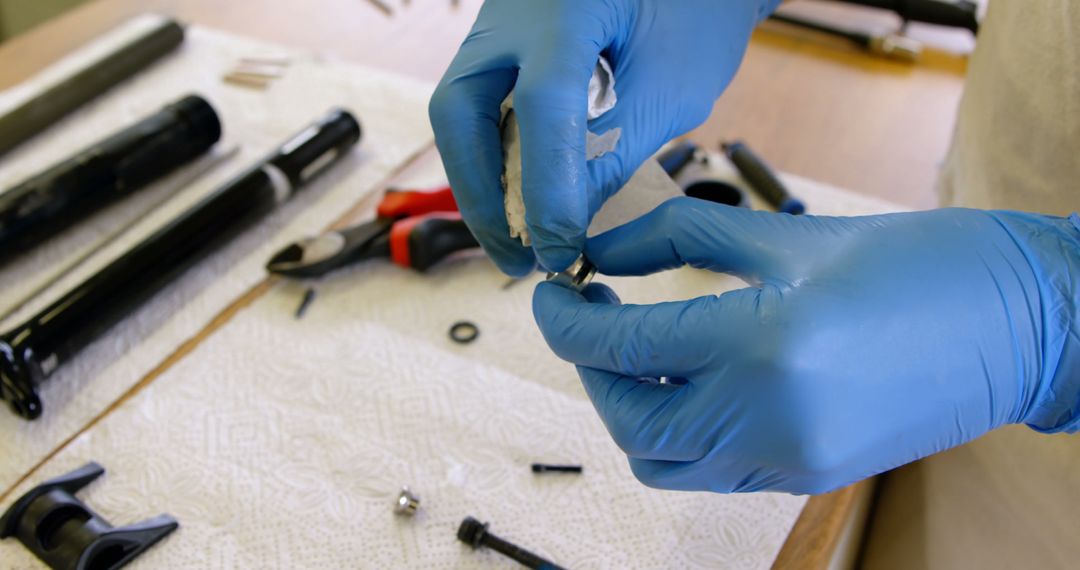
[0,1,973,567]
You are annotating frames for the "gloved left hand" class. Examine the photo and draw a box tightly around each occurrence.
[533,199,1080,494]
[429,0,779,276]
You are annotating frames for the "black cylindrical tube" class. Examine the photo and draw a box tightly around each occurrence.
[0,94,221,260]
[0,18,185,158]
[828,0,979,34]
[721,140,805,215]
[0,108,361,419]
[768,13,872,47]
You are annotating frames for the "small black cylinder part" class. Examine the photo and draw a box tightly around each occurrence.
[683,180,747,208]
[408,217,478,271]
[0,94,222,259]
[0,18,186,158]
[531,463,584,474]
[0,109,361,420]
[656,141,700,179]
[722,140,804,215]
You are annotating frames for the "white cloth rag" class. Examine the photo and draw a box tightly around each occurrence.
[499,58,625,246]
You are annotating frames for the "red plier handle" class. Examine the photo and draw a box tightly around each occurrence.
[376,185,459,219]
[378,186,476,271]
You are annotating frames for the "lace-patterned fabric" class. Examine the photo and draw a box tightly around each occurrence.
[1,148,907,567]
[0,21,435,493]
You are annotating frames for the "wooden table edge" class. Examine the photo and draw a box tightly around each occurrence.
[772,478,877,569]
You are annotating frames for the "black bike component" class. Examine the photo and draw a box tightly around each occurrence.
[656,141,700,180]
[0,462,178,570]
[0,94,221,259]
[0,109,361,419]
[0,18,186,158]
[722,140,805,215]
[449,321,479,344]
[457,516,565,570]
[829,0,979,34]
[684,180,747,208]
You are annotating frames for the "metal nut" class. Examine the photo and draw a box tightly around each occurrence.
[394,486,420,516]
[545,255,596,292]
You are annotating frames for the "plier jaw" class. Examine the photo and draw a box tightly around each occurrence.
[265,186,474,278]
[265,217,391,278]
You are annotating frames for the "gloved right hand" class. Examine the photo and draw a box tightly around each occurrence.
[533,200,1080,494]
[429,0,779,276]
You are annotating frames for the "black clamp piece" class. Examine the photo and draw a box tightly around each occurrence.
[0,462,178,570]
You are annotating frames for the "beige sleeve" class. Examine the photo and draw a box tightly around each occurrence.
[937,1,1079,216]
[865,4,1080,569]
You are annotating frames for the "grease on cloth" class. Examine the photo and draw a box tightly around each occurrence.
[500,57,625,246]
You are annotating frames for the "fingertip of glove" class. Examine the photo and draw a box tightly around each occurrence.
[482,239,537,278]
[581,282,620,305]
[533,279,581,305]
[534,243,585,274]
[495,256,538,279]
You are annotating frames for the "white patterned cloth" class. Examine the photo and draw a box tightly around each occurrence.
[1,140,906,567]
[0,18,435,493]
[0,15,911,570]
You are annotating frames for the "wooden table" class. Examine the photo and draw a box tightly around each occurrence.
[0,1,973,567]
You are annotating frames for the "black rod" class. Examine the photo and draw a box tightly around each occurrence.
[0,108,362,419]
[0,94,221,261]
[0,17,185,158]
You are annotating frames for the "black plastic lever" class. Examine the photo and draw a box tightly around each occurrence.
[0,462,178,570]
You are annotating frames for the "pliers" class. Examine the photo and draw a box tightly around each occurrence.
[266,185,479,278]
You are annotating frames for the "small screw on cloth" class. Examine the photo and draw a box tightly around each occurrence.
[394,486,420,516]
[457,517,566,570]
[294,287,316,319]
[531,464,583,474]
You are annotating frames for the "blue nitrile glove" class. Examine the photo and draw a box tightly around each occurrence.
[429,0,780,276]
[533,200,1080,494]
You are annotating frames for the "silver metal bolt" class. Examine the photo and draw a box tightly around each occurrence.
[394,486,420,516]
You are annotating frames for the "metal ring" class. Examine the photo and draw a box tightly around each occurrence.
[449,321,479,344]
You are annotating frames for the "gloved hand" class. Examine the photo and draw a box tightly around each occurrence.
[429,0,779,276]
[533,199,1080,494]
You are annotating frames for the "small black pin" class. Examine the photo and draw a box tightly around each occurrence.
[457,516,565,570]
[295,287,316,319]
[531,463,583,474]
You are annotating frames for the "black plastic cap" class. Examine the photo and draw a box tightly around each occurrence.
[271,108,362,187]
[169,94,222,149]
[324,108,362,148]
[457,517,488,548]
[0,340,42,420]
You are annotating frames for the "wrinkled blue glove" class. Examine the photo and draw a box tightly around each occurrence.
[534,199,1080,494]
[429,0,779,276]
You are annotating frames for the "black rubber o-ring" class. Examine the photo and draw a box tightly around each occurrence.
[449,321,479,344]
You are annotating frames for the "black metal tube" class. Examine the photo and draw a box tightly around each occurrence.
[825,0,979,34]
[768,12,872,47]
[722,140,805,215]
[0,94,221,261]
[0,109,361,419]
[0,17,185,158]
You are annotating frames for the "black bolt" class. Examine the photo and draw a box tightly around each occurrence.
[294,287,316,319]
[457,516,566,570]
[531,464,583,474]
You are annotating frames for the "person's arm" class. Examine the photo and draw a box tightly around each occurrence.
[428,0,780,275]
[533,203,1080,493]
